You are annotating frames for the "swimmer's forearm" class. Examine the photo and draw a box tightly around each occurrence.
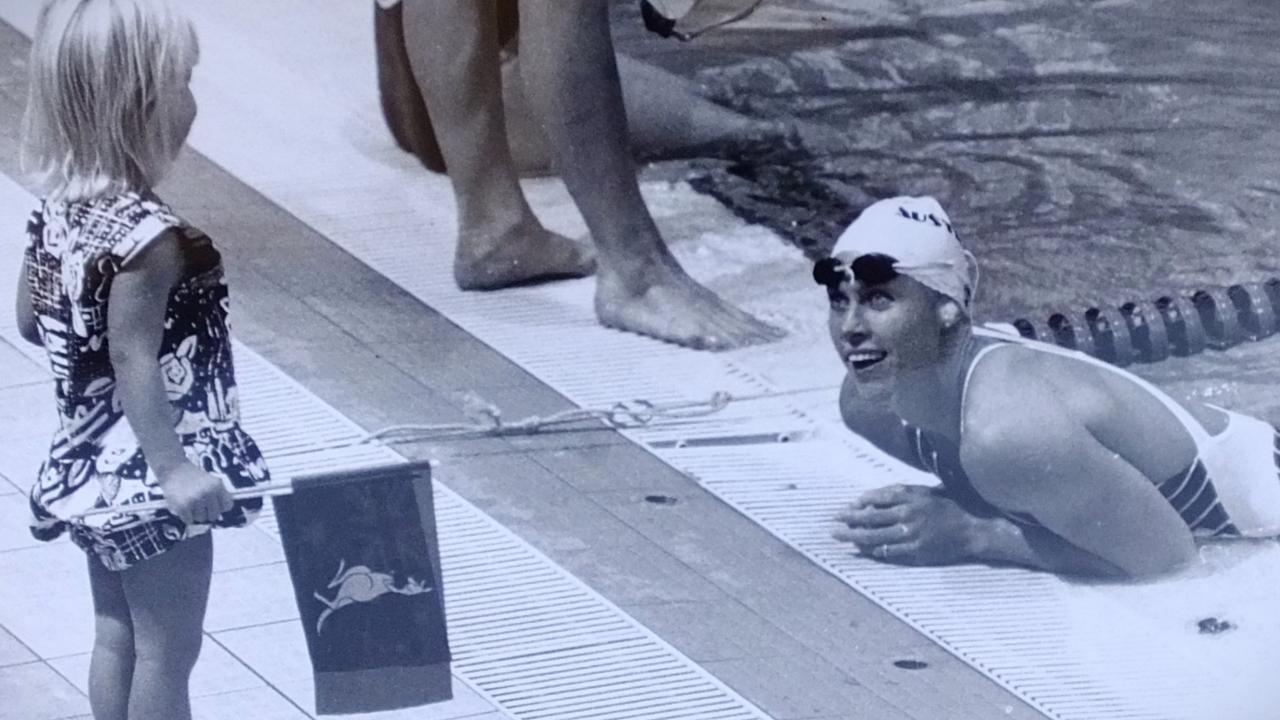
[967,516,1127,578]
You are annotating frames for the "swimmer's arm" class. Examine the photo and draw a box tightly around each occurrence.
[963,514,1128,578]
[962,393,1199,579]
[107,231,189,477]
[14,256,39,345]
[839,372,928,471]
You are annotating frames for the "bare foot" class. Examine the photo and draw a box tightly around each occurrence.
[594,258,786,351]
[455,222,597,290]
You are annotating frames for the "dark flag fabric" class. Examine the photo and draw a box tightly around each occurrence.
[273,461,452,715]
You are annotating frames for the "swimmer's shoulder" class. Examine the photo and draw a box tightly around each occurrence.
[969,341,1118,402]
[960,350,1103,501]
[962,343,1098,444]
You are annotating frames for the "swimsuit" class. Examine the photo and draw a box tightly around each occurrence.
[24,192,270,570]
[907,327,1280,538]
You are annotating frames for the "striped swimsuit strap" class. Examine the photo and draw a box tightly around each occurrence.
[1154,459,1239,537]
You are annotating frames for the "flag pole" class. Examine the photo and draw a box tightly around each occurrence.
[68,478,297,521]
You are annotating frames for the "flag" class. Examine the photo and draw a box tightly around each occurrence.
[273,461,452,715]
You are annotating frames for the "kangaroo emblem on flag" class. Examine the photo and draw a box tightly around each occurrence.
[314,559,434,635]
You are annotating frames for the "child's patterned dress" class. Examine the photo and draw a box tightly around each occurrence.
[24,191,269,571]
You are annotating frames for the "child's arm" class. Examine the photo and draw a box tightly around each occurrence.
[14,257,40,345]
[108,230,232,526]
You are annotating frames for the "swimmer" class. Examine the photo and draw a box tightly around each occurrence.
[821,196,1280,579]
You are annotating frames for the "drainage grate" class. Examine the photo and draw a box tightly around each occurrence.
[0,175,774,720]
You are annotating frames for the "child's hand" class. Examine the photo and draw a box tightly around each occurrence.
[157,464,234,525]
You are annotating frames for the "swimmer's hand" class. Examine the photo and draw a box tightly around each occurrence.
[833,484,980,565]
[158,464,234,526]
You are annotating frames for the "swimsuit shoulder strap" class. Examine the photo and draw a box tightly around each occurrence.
[970,325,1212,445]
[958,332,1014,437]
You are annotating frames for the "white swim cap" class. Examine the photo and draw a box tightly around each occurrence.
[832,196,978,312]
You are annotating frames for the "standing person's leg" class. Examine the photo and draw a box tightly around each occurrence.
[400,0,595,290]
[374,0,446,172]
[87,555,134,720]
[517,0,785,350]
[120,532,214,720]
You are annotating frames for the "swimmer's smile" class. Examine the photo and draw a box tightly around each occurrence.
[844,348,888,370]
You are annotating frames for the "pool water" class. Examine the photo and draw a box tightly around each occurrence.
[613,0,1280,421]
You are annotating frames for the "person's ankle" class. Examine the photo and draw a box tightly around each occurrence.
[456,215,536,257]
[596,251,669,291]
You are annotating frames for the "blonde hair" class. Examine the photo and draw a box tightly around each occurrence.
[21,0,199,202]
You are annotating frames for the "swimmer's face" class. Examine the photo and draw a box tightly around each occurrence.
[819,253,950,378]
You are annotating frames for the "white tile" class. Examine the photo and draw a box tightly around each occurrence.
[191,686,312,720]
[0,625,35,667]
[205,561,299,633]
[0,544,94,658]
[0,382,53,494]
[0,432,48,500]
[0,493,43,552]
[0,382,58,443]
[0,661,90,720]
[0,340,50,389]
[40,654,88,693]
[0,354,55,501]
[272,674,495,720]
[189,637,269,697]
[48,635,264,699]
[213,619,311,688]
[212,525,286,573]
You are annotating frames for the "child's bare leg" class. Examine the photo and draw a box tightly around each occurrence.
[121,533,213,720]
[400,0,594,290]
[87,555,134,720]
